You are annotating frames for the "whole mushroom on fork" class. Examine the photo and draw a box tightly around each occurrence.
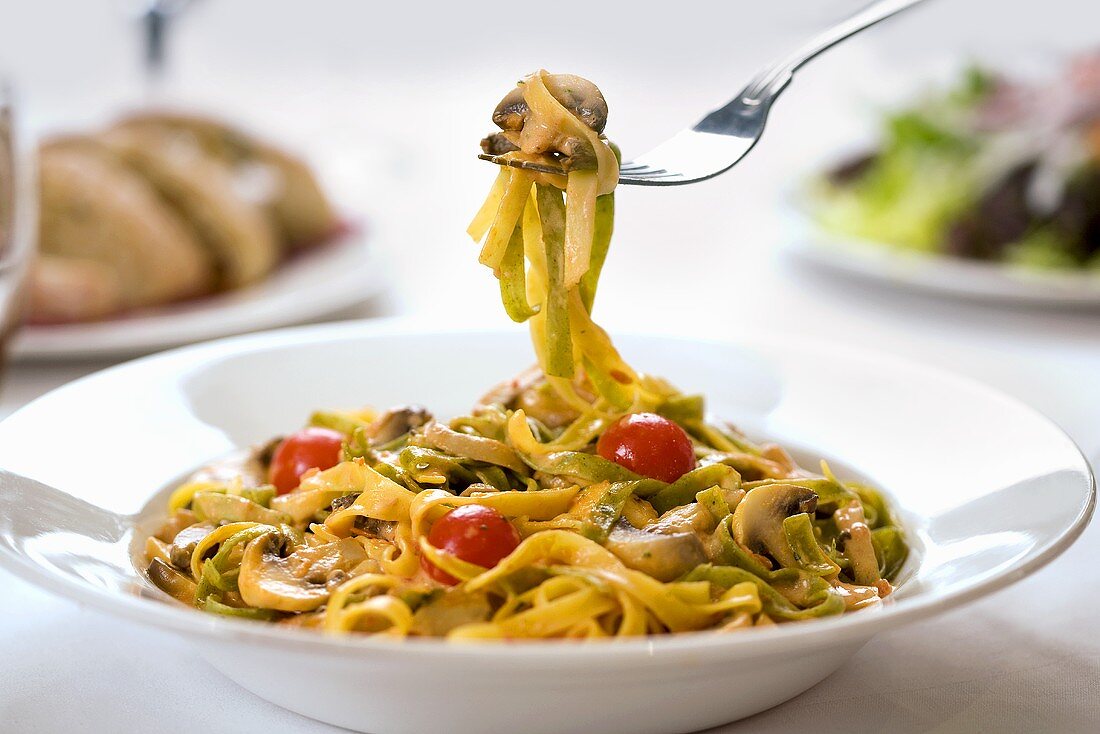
[481,73,610,172]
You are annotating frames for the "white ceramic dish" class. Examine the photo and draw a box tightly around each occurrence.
[0,322,1092,734]
[11,226,385,360]
[784,195,1100,307]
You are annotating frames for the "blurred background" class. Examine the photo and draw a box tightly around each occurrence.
[0,0,1096,339]
[2,1,1100,731]
[2,0,1098,426]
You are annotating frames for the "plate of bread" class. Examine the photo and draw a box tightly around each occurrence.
[16,111,381,359]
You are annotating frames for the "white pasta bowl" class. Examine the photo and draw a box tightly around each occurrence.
[0,321,1092,734]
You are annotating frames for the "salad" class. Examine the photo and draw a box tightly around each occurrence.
[811,54,1100,271]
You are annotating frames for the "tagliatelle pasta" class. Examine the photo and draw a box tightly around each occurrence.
[144,72,908,640]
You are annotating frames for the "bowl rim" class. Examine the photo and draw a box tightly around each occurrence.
[0,318,1094,663]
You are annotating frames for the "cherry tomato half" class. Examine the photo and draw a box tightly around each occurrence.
[421,504,521,585]
[596,412,695,483]
[268,427,345,495]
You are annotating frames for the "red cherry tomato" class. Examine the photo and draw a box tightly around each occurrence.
[421,504,521,585]
[268,427,345,495]
[596,413,695,483]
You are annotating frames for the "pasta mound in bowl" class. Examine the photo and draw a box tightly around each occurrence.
[144,71,908,639]
[146,383,907,639]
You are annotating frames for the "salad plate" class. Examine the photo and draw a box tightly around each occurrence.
[785,197,1100,306]
[0,321,1092,734]
[790,58,1100,307]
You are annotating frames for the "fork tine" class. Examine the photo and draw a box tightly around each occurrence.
[479,0,927,187]
[477,153,567,176]
[477,149,692,185]
[479,153,680,180]
[616,127,761,186]
[628,172,679,179]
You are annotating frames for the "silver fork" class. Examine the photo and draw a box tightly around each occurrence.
[482,0,930,186]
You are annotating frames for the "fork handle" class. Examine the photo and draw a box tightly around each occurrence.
[696,0,929,133]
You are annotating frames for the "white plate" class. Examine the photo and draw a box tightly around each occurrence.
[784,196,1100,307]
[0,322,1093,734]
[11,226,385,360]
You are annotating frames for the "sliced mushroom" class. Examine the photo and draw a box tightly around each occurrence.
[293,538,368,585]
[480,132,520,156]
[605,519,707,582]
[476,366,584,429]
[731,484,818,568]
[476,365,544,411]
[238,534,366,612]
[330,494,358,513]
[492,86,527,132]
[367,405,432,445]
[551,137,600,171]
[168,523,216,570]
[515,382,581,430]
[648,502,729,563]
[147,557,197,604]
[353,515,397,542]
[492,74,608,134]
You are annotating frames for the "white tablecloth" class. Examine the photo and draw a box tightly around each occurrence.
[2,1,1100,731]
